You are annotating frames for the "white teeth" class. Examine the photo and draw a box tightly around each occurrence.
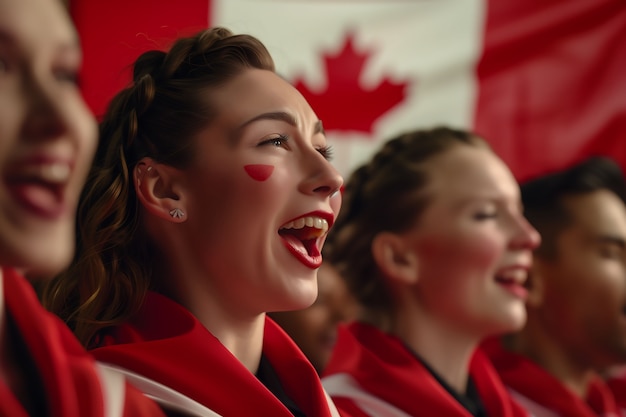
[39,163,70,183]
[497,269,528,284]
[282,216,329,233]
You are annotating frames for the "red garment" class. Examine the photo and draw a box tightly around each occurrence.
[485,339,623,417]
[91,291,340,417]
[0,268,163,417]
[322,322,529,417]
[606,371,626,414]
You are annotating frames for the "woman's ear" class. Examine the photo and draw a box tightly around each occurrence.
[134,158,187,223]
[371,232,419,285]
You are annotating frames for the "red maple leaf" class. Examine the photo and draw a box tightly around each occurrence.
[293,32,410,135]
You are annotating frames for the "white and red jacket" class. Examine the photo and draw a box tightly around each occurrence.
[91,291,340,417]
[321,322,529,417]
[485,339,624,417]
[0,268,163,417]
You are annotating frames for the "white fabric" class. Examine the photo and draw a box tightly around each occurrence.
[97,363,223,417]
[323,373,413,417]
[508,388,558,417]
[323,389,342,417]
[95,363,126,417]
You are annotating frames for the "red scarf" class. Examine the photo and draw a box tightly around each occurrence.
[92,291,339,417]
[0,268,162,417]
[485,339,622,417]
[322,322,528,417]
[606,372,626,415]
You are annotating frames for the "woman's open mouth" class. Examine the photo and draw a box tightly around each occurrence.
[279,215,330,268]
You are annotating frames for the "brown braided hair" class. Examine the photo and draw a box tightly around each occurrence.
[325,126,489,321]
[42,27,275,348]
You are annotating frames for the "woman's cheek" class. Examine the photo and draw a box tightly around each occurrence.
[461,232,507,269]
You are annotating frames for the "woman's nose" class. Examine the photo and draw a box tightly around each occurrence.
[511,215,542,251]
[300,151,344,198]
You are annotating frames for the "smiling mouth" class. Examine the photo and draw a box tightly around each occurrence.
[495,268,529,298]
[495,269,527,285]
[12,161,72,184]
[279,216,329,268]
[6,161,73,219]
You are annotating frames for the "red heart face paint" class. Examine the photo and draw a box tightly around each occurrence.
[244,164,274,182]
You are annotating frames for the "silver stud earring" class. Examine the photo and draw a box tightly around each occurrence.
[169,208,184,219]
[137,166,152,186]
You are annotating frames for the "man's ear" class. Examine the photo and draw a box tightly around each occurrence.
[371,232,419,285]
[526,259,546,308]
[134,158,187,223]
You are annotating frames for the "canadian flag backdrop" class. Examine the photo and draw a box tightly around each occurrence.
[72,0,626,182]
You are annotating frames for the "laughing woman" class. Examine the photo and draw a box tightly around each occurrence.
[321,127,540,417]
[44,26,342,417]
[0,0,164,415]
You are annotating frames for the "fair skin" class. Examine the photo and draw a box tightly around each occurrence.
[0,0,96,278]
[270,262,361,373]
[508,189,626,397]
[0,0,97,408]
[372,144,540,393]
[134,68,343,373]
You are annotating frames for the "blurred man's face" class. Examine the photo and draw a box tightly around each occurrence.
[536,190,626,372]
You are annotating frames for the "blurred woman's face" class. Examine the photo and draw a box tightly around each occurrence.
[401,145,540,339]
[0,0,97,277]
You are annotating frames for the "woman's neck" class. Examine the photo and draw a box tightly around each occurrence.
[389,303,481,394]
[188,294,266,374]
[151,247,266,374]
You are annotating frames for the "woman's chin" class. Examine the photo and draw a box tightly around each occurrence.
[492,308,527,336]
[23,247,72,280]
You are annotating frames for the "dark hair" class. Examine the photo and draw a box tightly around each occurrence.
[43,27,275,347]
[521,156,626,259]
[325,126,489,317]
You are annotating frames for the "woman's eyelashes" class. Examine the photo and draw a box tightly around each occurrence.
[256,135,334,161]
[53,67,80,86]
[317,145,333,161]
[0,56,79,86]
[473,210,498,220]
[259,134,289,149]
[598,239,626,260]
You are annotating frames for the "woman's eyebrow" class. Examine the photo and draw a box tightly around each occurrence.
[0,27,80,55]
[231,112,325,142]
[315,120,325,136]
[238,111,298,131]
[229,111,297,142]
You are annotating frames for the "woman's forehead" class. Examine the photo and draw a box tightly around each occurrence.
[422,146,519,201]
[207,69,318,131]
[0,0,77,55]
